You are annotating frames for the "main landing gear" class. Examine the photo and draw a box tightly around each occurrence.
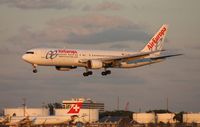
[83,68,93,77]
[32,64,38,73]
[101,69,111,76]
[83,71,93,76]
[83,68,111,77]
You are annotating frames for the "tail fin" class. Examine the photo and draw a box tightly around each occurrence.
[142,24,168,56]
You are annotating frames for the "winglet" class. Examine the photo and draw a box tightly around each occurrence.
[142,24,168,56]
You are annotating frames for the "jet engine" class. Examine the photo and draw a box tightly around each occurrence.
[55,66,77,71]
[88,60,103,69]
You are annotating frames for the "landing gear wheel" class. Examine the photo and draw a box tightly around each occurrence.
[83,72,89,77]
[33,69,37,73]
[88,71,93,75]
[106,70,111,74]
[83,71,93,77]
[101,70,111,76]
[83,67,93,77]
[101,71,107,76]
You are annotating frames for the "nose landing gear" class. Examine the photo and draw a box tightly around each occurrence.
[32,64,38,73]
[33,69,37,73]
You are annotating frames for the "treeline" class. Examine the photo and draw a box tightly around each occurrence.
[100,110,134,119]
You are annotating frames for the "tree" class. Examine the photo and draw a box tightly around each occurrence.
[173,111,185,123]
[46,102,63,115]
[99,110,134,119]
[52,102,63,109]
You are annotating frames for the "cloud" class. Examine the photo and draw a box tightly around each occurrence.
[66,27,149,44]
[0,0,72,10]
[96,2,122,11]
[0,0,123,11]
[82,2,123,11]
[7,14,149,51]
[109,43,131,50]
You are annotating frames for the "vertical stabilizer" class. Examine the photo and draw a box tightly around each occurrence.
[142,24,168,56]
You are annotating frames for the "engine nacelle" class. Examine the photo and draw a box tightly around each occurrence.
[88,60,103,69]
[55,66,77,71]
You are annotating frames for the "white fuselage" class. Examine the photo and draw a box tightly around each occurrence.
[22,48,137,67]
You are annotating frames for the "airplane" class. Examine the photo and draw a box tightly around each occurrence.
[0,101,83,126]
[22,24,182,76]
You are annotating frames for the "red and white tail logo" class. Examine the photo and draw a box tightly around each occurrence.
[67,102,82,114]
[142,24,168,54]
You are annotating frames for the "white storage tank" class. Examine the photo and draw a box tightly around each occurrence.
[157,113,176,123]
[4,108,49,117]
[133,113,155,123]
[183,113,200,123]
[55,109,99,123]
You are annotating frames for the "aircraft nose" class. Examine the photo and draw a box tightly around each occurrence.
[22,54,28,61]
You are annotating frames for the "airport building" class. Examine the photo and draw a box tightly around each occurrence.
[157,113,176,123]
[183,113,200,123]
[55,109,99,123]
[132,113,155,124]
[62,98,104,112]
[3,98,102,123]
[133,113,176,124]
[4,107,49,117]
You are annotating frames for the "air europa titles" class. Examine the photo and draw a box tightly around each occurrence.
[58,49,77,54]
[147,27,167,50]
[46,49,78,59]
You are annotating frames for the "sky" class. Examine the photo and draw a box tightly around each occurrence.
[0,0,200,112]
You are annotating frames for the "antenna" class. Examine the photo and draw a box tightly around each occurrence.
[22,98,26,117]
[166,97,169,111]
[117,96,119,110]
[125,102,129,111]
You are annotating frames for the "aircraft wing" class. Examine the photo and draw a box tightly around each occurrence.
[150,54,183,60]
[100,50,163,63]
[79,50,163,64]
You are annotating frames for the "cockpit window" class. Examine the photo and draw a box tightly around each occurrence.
[26,51,34,54]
